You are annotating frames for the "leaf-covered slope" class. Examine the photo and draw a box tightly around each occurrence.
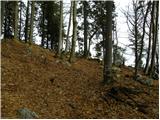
[1,39,159,119]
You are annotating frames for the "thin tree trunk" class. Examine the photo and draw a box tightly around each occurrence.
[65,2,72,54]
[58,1,63,56]
[134,5,138,79]
[103,1,113,84]
[14,1,18,39]
[1,1,5,35]
[41,3,45,47]
[138,2,150,69]
[29,1,35,45]
[83,1,88,58]
[19,1,22,40]
[144,3,153,74]
[24,1,29,43]
[70,1,77,63]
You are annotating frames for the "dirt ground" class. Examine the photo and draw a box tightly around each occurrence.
[1,39,159,118]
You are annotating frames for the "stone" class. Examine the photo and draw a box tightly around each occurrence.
[17,108,39,119]
[112,67,121,73]
[145,79,153,86]
[64,61,71,67]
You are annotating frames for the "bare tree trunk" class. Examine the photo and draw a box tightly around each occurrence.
[83,1,88,58]
[138,2,150,68]
[144,3,153,74]
[149,1,159,76]
[1,1,5,36]
[41,3,45,47]
[65,2,72,54]
[134,2,139,79]
[29,1,35,45]
[103,1,113,84]
[19,1,22,40]
[70,1,77,63]
[14,1,18,39]
[24,1,29,43]
[58,1,63,56]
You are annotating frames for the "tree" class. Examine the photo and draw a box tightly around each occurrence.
[123,0,151,79]
[1,1,5,35]
[24,1,30,43]
[144,2,153,74]
[149,1,159,77]
[83,1,88,58]
[65,1,72,54]
[58,1,63,56]
[29,1,35,44]
[70,1,77,63]
[18,1,22,40]
[4,2,15,39]
[103,1,113,84]
[14,1,18,39]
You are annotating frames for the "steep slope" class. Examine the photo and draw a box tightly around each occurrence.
[1,39,159,118]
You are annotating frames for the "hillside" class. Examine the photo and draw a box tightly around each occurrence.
[1,39,159,119]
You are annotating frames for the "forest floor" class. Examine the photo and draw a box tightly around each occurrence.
[1,39,159,119]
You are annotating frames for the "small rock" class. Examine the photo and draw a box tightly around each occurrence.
[145,79,153,86]
[64,61,71,67]
[55,60,61,63]
[116,74,121,78]
[17,108,39,119]
[112,67,121,73]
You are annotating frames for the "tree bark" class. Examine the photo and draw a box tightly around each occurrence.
[137,2,150,69]
[134,2,139,79]
[103,1,113,84]
[70,1,77,63]
[58,1,63,56]
[24,1,29,43]
[14,1,18,39]
[1,1,5,36]
[29,1,35,45]
[144,2,153,74]
[149,1,159,76]
[19,1,22,40]
[83,1,88,58]
[41,3,45,47]
[65,2,72,54]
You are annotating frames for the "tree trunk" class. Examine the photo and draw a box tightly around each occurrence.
[103,1,113,84]
[65,2,72,54]
[14,1,18,39]
[29,1,35,45]
[41,3,45,47]
[58,1,63,56]
[149,1,159,76]
[138,2,150,70]
[144,3,153,74]
[24,1,29,43]
[134,5,139,79]
[69,1,77,63]
[19,1,22,40]
[1,1,5,36]
[83,1,88,58]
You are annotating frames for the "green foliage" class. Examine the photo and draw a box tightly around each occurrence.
[37,1,60,50]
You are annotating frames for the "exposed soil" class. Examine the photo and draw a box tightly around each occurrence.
[1,39,159,118]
